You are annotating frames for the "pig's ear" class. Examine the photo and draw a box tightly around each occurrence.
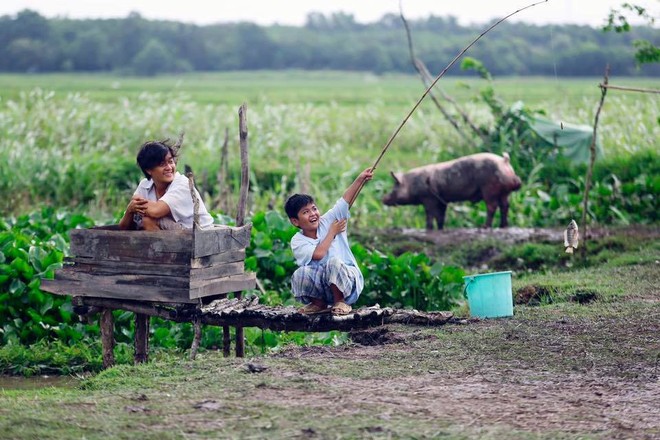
[390,171,402,185]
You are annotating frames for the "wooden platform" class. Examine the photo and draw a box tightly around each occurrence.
[74,295,456,332]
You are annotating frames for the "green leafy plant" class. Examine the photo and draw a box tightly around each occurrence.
[353,244,465,311]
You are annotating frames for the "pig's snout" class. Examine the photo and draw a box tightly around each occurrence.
[382,193,396,206]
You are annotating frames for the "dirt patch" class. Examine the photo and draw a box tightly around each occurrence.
[399,225,660,249]
[266,292,660,439]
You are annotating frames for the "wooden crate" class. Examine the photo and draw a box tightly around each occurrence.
[41,224,256,303]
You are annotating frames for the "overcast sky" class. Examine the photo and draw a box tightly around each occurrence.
[1,0,658,27]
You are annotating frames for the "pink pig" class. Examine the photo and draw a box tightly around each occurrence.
[383,153,522,230]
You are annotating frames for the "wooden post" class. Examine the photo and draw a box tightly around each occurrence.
[190,316,202,360]
[134,313,150,364]
[216,127,231,214]
[236,104,249,228]
[234,103,250,358]
[581,65,609,261]
[223,326,231,357]
[100,308,115,369]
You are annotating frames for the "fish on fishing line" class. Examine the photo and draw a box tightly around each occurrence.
[564,219,579,254]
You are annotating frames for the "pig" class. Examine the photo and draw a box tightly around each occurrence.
[382,152,522,230]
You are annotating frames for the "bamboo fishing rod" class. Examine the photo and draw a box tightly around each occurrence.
[348,0,550,207]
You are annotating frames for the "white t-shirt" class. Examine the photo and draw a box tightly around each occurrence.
[290,197,360,269]
[133,172,214,229]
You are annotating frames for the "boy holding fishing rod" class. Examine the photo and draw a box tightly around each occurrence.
[284,168,373,315]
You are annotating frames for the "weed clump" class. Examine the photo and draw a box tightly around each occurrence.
[515,285,554,306]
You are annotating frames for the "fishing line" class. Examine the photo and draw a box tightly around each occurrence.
[349,0,551,206]
[549,20,563,129]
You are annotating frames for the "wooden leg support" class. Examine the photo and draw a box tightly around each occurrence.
[190,316,202,361]
[100,308,115,369]
[235,291,245,357]
[223,326,231,357]
[134,313,150,364]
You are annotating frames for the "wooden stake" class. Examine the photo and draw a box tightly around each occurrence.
[581,65,609,261]
[236,104,249,228]
[216,127,231,213]
[234,103,250,358]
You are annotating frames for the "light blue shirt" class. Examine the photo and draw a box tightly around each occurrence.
[291,197,359,268]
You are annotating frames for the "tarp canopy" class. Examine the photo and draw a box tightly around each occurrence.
[521,109,603,164]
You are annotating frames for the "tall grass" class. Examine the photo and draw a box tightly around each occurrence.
[0,72,657,228]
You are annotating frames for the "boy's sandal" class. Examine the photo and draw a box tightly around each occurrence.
[331,301,352,316]
[299,303,330,315]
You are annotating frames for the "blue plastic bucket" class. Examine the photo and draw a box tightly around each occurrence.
[463,271,513,318]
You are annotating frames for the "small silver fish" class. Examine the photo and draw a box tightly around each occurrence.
[564,220,579,254]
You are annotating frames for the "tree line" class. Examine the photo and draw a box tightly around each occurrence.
[1,9,657,76]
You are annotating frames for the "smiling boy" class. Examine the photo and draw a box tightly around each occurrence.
[119,139,213,231]
[284,168,373,315]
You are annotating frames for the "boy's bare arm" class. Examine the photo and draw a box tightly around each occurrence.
[342,168,374,207]
[312,219,346,260]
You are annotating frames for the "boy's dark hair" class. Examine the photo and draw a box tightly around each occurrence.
[136,138,181,179]
[284,194,315,219]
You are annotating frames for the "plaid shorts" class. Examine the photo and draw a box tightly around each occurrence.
[291,257,361,305]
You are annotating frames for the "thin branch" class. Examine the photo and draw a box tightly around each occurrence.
[399,6,468,142]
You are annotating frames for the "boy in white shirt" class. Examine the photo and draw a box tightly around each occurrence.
[284,168,373,315]
[119,139,213,231]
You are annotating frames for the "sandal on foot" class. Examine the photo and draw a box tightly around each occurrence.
[299,303,330,315]
[331,301,352,316]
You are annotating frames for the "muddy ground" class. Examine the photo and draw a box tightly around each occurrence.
[252,225,660,439]
[259,303,659,439]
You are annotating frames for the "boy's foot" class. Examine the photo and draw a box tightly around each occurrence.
[298,303,330,315]
[331,301,352,316]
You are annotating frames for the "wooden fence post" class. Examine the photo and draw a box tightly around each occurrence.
[234,102,250,358]
[581,65,609,261]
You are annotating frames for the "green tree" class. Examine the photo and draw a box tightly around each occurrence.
[131,38,173,76]
[5,38,51,72]
[604,3,659,66]
[69,29,109,71]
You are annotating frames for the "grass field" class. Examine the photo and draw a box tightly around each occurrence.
[0,71,658,226]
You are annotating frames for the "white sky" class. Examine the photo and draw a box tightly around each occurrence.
[1,0,658,27]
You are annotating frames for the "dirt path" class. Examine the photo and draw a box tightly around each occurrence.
[265,310,660,439]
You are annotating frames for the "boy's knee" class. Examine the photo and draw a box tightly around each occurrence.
[326,257,345,272]
[291,267,305,283]
[141,216,161,231]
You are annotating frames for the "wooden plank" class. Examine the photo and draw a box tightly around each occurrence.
[70,258,191,277]
[190,249,245,269]
[189,262,244,282]
[189,272,256,299]
[41,270,195,303]
[193,224,251,258]
[70,228,192,263]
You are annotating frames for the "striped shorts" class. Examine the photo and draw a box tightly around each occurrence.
[291,257,361,305]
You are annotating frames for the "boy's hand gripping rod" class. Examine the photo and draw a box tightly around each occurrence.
[348,0,549,207]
